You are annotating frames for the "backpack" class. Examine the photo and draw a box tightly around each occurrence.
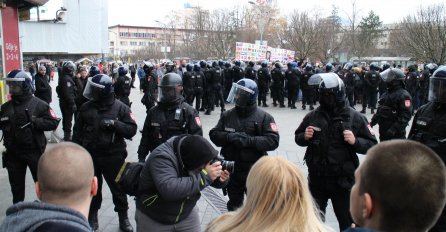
[115,161,144,196]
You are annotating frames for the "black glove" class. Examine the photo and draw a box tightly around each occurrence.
[100,119,115,130]
[227,132,250,147]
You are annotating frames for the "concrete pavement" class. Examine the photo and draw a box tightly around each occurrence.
[0,74,388,231]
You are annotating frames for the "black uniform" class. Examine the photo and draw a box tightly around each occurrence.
[371,85,413,141]
[72,97,137,217]
[295,104,377,231]
[57,73,77,139]
[114,74,132,107]
[257,67,271,106]
[341,70,356,107]
[209,106,279,211]
[406,71,419,109]
[419,70,430,106]
[271,67,285,107]
[244,66,256,81]
[140,71,158,112]
[137,101,203,162]
[362,70,381,113]
[285,68,301,108]
[409,102,446,232]
[210,66,225,112]
[182,70,195,105]
[201,66,212,112]
[231,66,244,83]
[129,65,136,88]
[223,67,233,100]
[193,70,206,111]
[34,73,52,104]
[0,94,60,203]
[300,70,315,110]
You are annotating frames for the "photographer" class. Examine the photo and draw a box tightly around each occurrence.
[294,73,377,231]
[136,135,229,232]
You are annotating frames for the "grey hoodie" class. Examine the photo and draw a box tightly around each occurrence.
[0,201,92,232]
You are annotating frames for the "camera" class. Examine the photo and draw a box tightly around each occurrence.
[211,156,235,174]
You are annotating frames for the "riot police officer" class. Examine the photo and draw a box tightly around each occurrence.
[361,63,381,114]
[182,63,195,105]
[57,61,77,141]
[192,64,206,111]
[210,78,279,211]
[419,64,436,106]
[406,64,419,109]
[371,68,413,141]
[72,74,137,232]
[140,61,158,112]
[271,62,285,107]
[231,60,244,83]
[200,60,210,112]
[114,66,132,107]
[210,61,225,113]
[301,64,315,110]
[295,73,377,231]
[409,65,446,232]
[257,61,271,107]
[245,61,256,81]
[137,73,203,162]
[0,70,60,204]
[164,61,176,74]
[340,63,356,108]
[285,62,301,109]
[223,62,233,100]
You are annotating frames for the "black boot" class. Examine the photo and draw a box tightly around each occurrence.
[205,109,211,115]
[63,132,72,141]
[258,101,261,106]
[371,108,375,114]
[302,105,306,110]
[309,105,314,110]
[118,212,134,232]
[88,211,99,231]
[360,109,366,113]
[262,102,269,107]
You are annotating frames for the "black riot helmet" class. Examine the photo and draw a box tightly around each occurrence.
[287,62,293,69]
[89,66,101,77]
[212,61,218,68]
[274,62,282,69]
[429,65,446,104]
[408,64,417,72]
[261,61,268,68]
[143,61,154,75]
[6,69,33,96]
[308,73,345,111]
[325,63,334,72]
[234,60,241,67]
[426,63,438,74]
[248,61,255,67]
[381,68,405,89]
[343,62,353,71]
[382,63,390,71]
[226,78,258,108]
[225,62,231,68]
[186,64,193,72]
[158,73,183,103]
[62,61,76,76]
[83,74,114,101]
[165,62,176,73]
[218,60,224,67]
[370,62,379,71]
[118,66,128,76]
[199,60,207,68]
[305,63,312,71]
[193,64,201,72]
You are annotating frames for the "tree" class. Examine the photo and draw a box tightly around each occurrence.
[390,4,446,64]
[355,11,384,59]
[316,5,344,62]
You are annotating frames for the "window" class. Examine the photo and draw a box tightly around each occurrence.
[120,41,128,46]
[130,41,138,46]
[110,41,114,46]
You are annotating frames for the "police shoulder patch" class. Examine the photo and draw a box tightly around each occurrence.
[270,123,278,132]
[195,117,202,127]
[405,100,411,108]
[49,108,58,119]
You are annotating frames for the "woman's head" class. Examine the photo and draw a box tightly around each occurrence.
[206,156,327,232]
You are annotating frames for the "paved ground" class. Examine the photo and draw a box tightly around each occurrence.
[0,74,391,231]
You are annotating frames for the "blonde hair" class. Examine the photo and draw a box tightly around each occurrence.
[206,156,329,232]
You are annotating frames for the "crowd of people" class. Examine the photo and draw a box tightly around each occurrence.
[0,57,445,232]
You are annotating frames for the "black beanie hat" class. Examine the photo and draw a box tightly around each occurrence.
[179,135,218,170]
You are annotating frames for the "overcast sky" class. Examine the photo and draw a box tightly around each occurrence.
[108,0,446,27]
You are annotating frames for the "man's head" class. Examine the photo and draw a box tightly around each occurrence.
[175,135,218,172]
[36,142,97,213]
[350,140,446,232]
[38,65,46,75]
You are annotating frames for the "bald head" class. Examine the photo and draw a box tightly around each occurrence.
[37,142,94,204]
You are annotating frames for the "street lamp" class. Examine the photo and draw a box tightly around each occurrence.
[108,30,118,61]
[155,20,168,60]
[249,1,271,46]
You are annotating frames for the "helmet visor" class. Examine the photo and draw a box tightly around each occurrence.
[226,82,255,107]
[6,79,25,95]
[158,85,183,103]
[83,77,105,101]
[428,78,446,103]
